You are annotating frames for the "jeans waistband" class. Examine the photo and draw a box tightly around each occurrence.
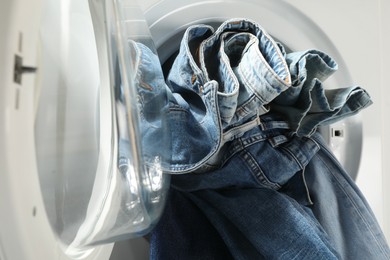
[172,116,320,201]
[199,19,292,126]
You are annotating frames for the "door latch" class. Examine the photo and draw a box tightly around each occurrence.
[14,54,37,84]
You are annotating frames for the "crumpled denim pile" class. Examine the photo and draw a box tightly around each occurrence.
[128,18,390,259]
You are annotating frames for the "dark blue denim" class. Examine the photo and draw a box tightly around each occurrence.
[305,132,390,259]
[150,115,341,259]
[150,124,390,260]
[149,189,234,260]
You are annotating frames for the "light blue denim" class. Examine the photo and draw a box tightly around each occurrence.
[162,25,223,173]
[126,40,172,167]
[272,50,373,137]
[167,19,293,172]
[128,38,223,174]
[131,18,373,173]
[166,18,373,172]
[199,19,292,126]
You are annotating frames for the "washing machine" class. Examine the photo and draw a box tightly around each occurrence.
[1,0,389,259]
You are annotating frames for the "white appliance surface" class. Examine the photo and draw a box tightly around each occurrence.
[0,0,388,260]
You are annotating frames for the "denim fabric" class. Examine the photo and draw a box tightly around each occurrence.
[200,19,291,87]
[219,31,289,125]
[304,132,390,260]
[149,189,234,260]
[129,39,223,174]
[150,123,390,259]
[132,18,374,172]
[166,25,213,94]
[199,19,291,126]
[155,188,340,260]
[164,19,373,173]
[164,25,223,173]
[272,50,373,137]
[166,19,294,173]
[127,40,172,167]
[173,113,317,185]
[134,18,388,259]
[150,117,341,259]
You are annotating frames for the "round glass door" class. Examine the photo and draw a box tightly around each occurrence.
[34,0,170,257]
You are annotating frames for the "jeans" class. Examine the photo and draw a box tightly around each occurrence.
[166,18,293,173]
[149,189,234,260]
[151,127,390,259]
[198,19,292,126]
[133,18,389,258]
[155,24,223,173]
[164,18,372,173]
[130,17,373,173]
[151,119,390,259]
[127,38,222,174]
[125,40,172,168]
[305,132,390,259]
[272,50,373,137]
[151,116,342,259]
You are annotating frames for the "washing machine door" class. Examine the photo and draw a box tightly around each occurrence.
[0,0,170,259]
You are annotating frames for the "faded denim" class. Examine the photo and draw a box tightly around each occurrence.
[163,25,223,173]
[167,19,293,172]
[272,50,373,137]
[126,40,172,167]
[129,37,222,174]
[199,19,292,126]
